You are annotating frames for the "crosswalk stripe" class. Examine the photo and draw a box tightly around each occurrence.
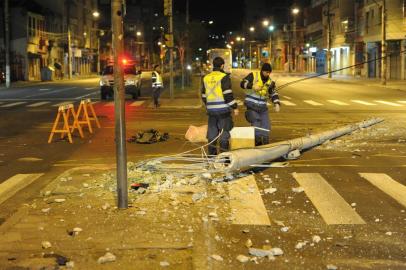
[282,95,292,100]
[351,100,376,106]
[228,175,271,225]
[130,101,145,107]
[280,100,297,106]
[374,100,402,107]
[27,101,50,108]
[292,173,366,225]
[53,101,74,107]
[1,102,27,108]
[397,101,406,104]
[359,173,406,208]
[327,100,350,106]
[304,100,323,106]
[0,174,44,205]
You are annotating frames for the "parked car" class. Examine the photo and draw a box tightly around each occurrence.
[99,63,142,100]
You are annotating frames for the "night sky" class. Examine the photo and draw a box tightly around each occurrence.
[175,0,295,34]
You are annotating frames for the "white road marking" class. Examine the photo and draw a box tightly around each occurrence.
[374,100,402,107]
[304,100,323,106]
[228,175,271,225]
[1,102,27,108]
[24,87,77,98]
[27,101,50,108]
[85,87,97,90]
[130,101,145,107]
[397,101,406,104]
[282,95,292,100]
[75,91,99,100]
[327,100,350,106]
[351,100,376,106]
[279,100,297,106]
[52,101,74,107]
[39,88,51,91]
[0,174,44,205]
[359,173,406,208]
[292,173,366,225]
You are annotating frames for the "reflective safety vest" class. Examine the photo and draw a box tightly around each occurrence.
[152,71,163,88]
[203,71,229,114]
[245,71,271,109]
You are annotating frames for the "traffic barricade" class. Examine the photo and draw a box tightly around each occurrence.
[48,103,84,144]
[76,99,101,133]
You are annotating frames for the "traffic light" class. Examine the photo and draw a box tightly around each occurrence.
[164,0,172,16]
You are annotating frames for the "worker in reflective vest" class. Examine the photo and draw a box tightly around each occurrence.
[201,57,239,155]
[152,64,164,108]
[240,63,280,146]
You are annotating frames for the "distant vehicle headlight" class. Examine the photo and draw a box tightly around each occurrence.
[125,80,136,86]
[100,79,109,86]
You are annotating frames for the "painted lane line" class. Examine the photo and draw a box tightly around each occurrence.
[24,87,77,98]
[39,88,51,91]
[374,100,402,107]
[75,91,99,100]
[130,101,145,107]
[85,87,97,90]
[27,101,50,108]
[359,173,406,208]
[282,95,292,100]
[0,174,44,205]
[327,100,350,106]
[292,173,366,225]
[351,100,376,106]
[279,100,297,106]
[304,100,323,106]
[1,102,27,108]
[397,101,406,104]
[228,175,271,225]
[52,101,75,107]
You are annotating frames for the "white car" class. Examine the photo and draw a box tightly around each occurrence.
[99,64,142,100]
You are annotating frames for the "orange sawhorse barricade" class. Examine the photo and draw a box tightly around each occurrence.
[76,99,101,133]
[48,103,84,143]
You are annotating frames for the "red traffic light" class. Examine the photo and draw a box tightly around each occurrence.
[122,58,128,65]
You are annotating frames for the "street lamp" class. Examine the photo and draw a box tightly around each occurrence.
[136,31,142,37]
[249,26,255,32]
[290,7,300,72]
[292,7,300,15]
[262,20,270,27]
[92,11,100,18]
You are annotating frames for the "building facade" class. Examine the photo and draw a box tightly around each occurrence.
[0,0,99,81]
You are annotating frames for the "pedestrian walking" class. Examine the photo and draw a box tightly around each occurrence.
[240,63,280,146]
[201,57,239,155]
[151,64,163,108]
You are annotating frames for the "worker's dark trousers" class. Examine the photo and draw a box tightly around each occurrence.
[207,114,233,156]
[245,109,270,146]
[152,87,162,107]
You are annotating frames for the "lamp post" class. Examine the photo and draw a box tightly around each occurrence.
[249,27,255,69]
[291,7,299,72]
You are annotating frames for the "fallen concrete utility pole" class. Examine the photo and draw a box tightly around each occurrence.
[214,118,384,173]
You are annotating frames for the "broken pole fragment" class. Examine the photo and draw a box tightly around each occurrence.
[214,118,384,173]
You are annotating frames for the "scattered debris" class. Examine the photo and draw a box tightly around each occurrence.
[236,255,250,263]
[41,241,52,249]
[102,203,111,210]
[160,261,170,267]
[41,208,51,213]
[66,261,75,268]
[242,229,250,234]
[264,187,277,194]
[248,248,273,258]
[192,192,206,203]
[54,198,66,203]
[130,182,150,190]
[271,248,284,256]
[210,254,224,261]
[128,129,169,144]
[82,183,89,188]
[295,242,306,250]
[292,187,304,193]
[385,232,393,236]
[327,264,338,270]
[97,252,116,264]
[312,235,322,243]
[351,203,357,207]
[245,239,253,248]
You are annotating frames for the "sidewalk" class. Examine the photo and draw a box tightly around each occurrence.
[319,74,406,91]
[0,74,99,90]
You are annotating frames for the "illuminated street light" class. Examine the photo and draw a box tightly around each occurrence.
[306,43,310,48]
[226,44,232,49]
[83,32,87,36]
[158,41,162,45]
[236,36,241,42]
[262,20,269,27]
[268,25,275,32]
[249,26,255,32]
[92,11,100,18]
[208,20,214,24]
[292,7,300,15]
[136,31,142,37]
[241,37,246,41]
